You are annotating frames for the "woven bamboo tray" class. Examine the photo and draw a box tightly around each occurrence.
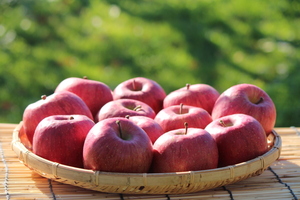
[11,121,282,195]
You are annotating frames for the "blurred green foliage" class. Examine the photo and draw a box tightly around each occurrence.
[0,0,299,126]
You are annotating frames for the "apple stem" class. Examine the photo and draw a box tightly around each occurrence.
[83,76,88,79]
[184,122,188,135]
[69,116,74,120]
[132,79,136,91]
[255,97,264,104]
[180,103,184,114]
[219,120,227,127]
[186,84,190,90]
[116,120,123,139]
[41,95,47,100]
[133,105,143,112]
[125,115,130,119]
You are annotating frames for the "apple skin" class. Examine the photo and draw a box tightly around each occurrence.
[83,117,153,173]
[32,115,95,168]
[95,99,156,122]
[211,83,276,135]
[54,77,113,119]
[19,125,32,150]
[150,127,218,173]
[154,104,212,133]
[22,91,93,144]
[113,77,166,114]
[205,113,268,167]
[126,115,164,144]
[163,84,220,114]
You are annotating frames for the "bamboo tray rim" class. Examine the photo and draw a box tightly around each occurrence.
[11,121,282,194]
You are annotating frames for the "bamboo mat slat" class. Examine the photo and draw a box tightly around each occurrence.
[0,124,299,200]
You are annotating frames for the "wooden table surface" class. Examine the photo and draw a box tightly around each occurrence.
[0,123,299,200]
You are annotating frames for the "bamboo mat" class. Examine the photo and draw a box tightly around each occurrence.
[0,123,299,200]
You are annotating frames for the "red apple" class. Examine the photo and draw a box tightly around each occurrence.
[113,77,166,114]
[150,123,218,173]
[154,103,212,133]
[163,84,220,114]
[54,77,113,119]
[19,125,32,150]
[33,115,95,168]
[83,117,153,173]
[211,83,276,135]
[22,91,93,144]
[95,99,156,122]
[205,113,268,167]
[125,115,164,144]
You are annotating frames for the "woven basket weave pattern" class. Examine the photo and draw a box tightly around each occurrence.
[11,122,282,194]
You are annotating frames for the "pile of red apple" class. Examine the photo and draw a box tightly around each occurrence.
[21,77,276,173]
